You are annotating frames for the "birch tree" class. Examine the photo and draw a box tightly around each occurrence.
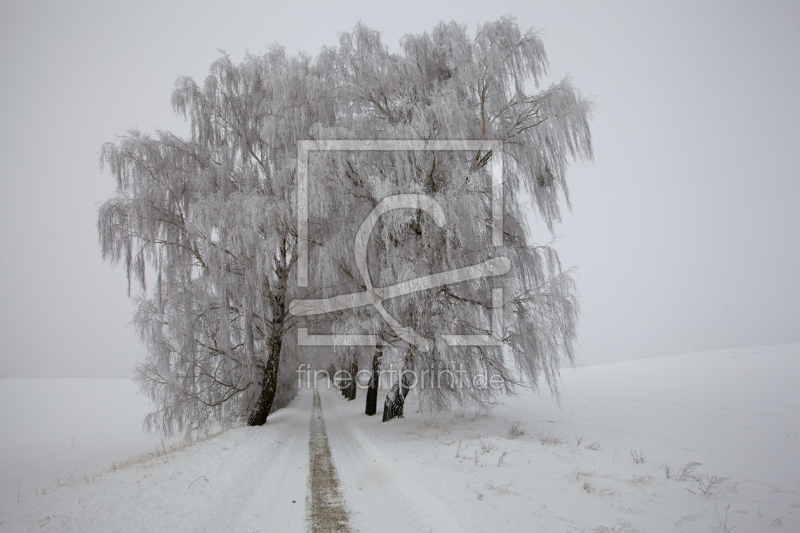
[98,48,338,434]
[303,18,593,417]
[98,16,593,434]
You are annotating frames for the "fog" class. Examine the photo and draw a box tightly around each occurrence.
[1,0,797,377]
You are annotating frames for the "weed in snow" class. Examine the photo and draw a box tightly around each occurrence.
[677,461,701,481]
[571,432,600,450]
[725,479,743,493]
[486,477,516,495]
[568,468,597,483]
[687,475,728,496]
[711,503,737,532]
[497,451,508,466]
[538,431,565,445]
[630,449,646,464]
[187,475,209,489]
[585,440,602,451]
[479,437,495,453]
[507,423,526,440]
[593,519,641,532]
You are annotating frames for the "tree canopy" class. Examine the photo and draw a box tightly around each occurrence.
[98,16,593,436]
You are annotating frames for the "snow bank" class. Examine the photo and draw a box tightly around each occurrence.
[338,344,800,531]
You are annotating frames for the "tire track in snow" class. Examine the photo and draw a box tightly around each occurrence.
[308,389,352,533]
[230,390,311,533]
[318,387,471,533]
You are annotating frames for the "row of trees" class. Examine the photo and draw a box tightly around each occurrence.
[98,16,593,436]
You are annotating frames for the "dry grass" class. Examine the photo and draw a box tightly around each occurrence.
[710,503,737,532]
[567,469,638,497]
[687,475,728,496]
[35,424,237,497]
[479,436,495,453]
[110,425,233,473]
[507,422,526,440]
[585,440,602,451]
[568,468,599,483]
[677,461,701,481]
[580,480,623,498]
[486,477,517,495]
[538,431,566,446]
[592,520,640,533]
[403,418,445,435]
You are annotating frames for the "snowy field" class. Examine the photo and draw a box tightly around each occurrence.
[1,344,798,532]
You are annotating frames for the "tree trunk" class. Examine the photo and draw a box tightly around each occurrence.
[249,247,289,427]
[382,368,412,422]
[365,348,382,416]
[347,359,358,401]
[247,333,282,426]
[382,383,403,421]
[326,363,336,388]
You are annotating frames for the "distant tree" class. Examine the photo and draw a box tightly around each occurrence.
[364,348,382,416]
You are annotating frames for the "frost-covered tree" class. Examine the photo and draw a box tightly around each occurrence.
[99,16,592,435]
[301,18,593,417]
[98,49,339,434]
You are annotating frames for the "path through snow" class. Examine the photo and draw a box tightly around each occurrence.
[318,386,469,533]
[308,389,351,532]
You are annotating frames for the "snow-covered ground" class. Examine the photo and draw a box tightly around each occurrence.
[0,379,170,527]
[1,344,797,532]
[345,344,800,532]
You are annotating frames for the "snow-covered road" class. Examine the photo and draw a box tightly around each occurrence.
[317,386,469,533]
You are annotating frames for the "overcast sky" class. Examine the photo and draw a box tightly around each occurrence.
[1,0,797,377]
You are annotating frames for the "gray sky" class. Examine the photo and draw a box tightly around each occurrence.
[1,0,797,377]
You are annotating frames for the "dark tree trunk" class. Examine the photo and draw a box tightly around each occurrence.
[346,359,358,401]
[326,363,336,388]
[382,369,412,422]
[247,254,287,427]
[247,333,282,426]
[382,383,403,421]
[365,348,382,416]
[338,353,348,397]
